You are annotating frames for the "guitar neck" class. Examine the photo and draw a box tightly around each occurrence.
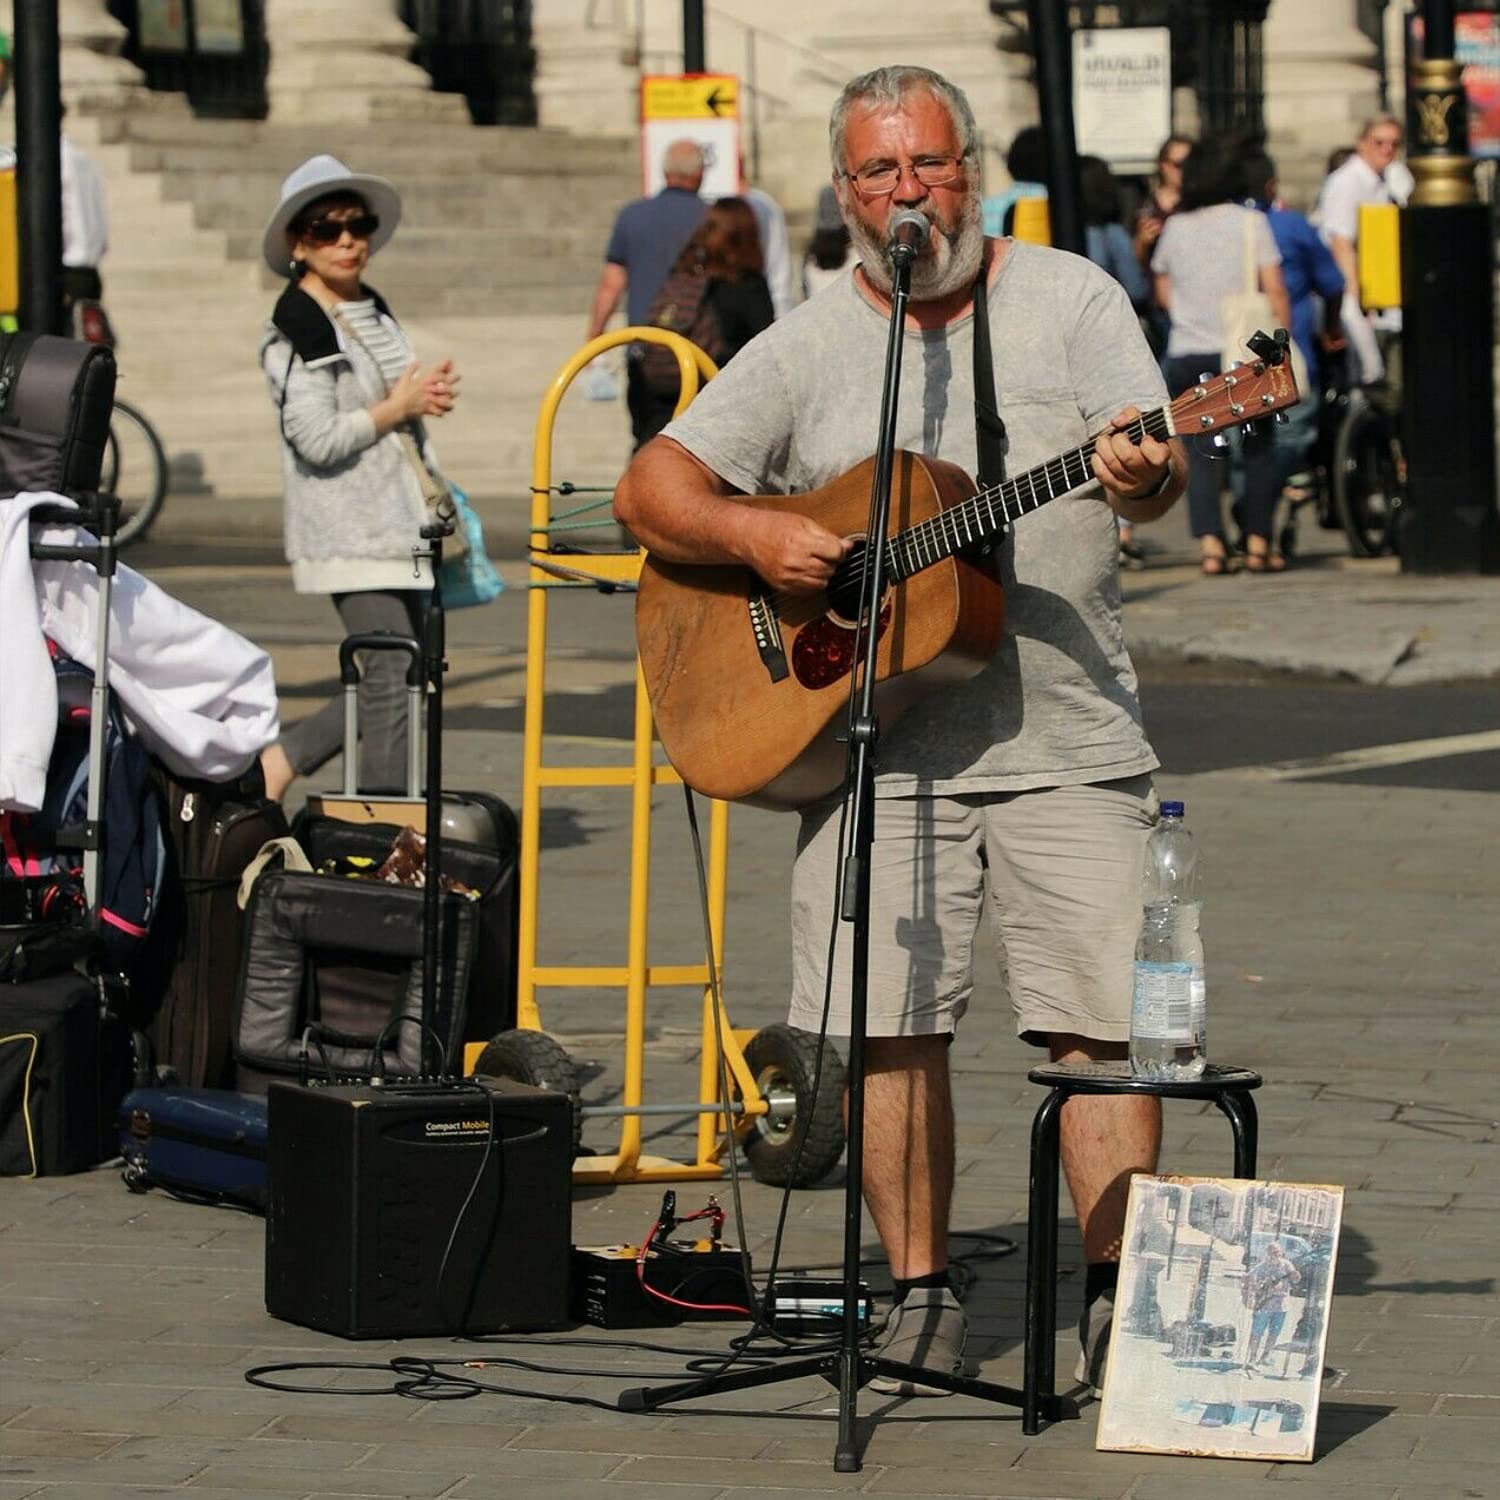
[884,404,1175,581]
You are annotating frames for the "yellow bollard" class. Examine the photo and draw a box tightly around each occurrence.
[0,169,18,318]
[1358,203,1402,311]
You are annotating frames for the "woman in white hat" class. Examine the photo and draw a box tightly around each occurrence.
[255,155,461,801]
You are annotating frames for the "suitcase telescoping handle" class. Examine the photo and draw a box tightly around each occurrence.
[337,632,424,799]
[29,495,123,913]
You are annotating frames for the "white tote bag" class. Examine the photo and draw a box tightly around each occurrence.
[1220,210,1308,397]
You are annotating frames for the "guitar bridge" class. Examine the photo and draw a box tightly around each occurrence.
[748,586,789,683]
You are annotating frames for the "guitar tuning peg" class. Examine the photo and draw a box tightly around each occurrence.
[1197,372,1214,384]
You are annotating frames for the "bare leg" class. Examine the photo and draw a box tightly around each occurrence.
[1052,1033,1162,1263]
[858,1034,953,1280]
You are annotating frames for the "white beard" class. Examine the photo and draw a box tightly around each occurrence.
[848,189,985,301]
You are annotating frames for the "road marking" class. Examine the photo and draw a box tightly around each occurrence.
[1237,729,1500,781]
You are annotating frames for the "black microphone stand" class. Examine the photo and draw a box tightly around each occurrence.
[619,241,1073,1470]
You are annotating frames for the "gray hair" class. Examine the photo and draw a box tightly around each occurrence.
[829,66,979,173]
[662,139,706,181]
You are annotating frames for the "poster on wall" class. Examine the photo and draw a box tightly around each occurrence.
[1408,13,1500,159]
[138,0,188,52]
[1096,1175,1343,1464]
[195,0,247,55]
[1073,28,1172,176]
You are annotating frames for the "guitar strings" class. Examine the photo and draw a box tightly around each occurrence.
[797,407,1174,612]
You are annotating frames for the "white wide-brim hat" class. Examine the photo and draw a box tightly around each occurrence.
[262,154,402,276]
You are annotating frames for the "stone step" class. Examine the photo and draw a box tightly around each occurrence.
[94,112,635,163]
[119,136,636,180]
[166,177,626,233]
[104,282,592,317]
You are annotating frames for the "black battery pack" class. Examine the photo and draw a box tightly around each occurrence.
[765,1277,875,1335]
[572,1242,752,1329]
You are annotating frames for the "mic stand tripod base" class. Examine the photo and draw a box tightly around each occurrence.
[617,1347,1074,1425]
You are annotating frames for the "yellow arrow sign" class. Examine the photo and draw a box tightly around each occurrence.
[642,74,739,121]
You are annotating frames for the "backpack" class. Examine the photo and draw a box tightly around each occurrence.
[639,266,730,398]
[0,653,167,991]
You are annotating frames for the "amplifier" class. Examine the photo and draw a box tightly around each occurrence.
[265,1076,570,1338]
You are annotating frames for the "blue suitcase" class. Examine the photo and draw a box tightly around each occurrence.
[118,1086,268,1211]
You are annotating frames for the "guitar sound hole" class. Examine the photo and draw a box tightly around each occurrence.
[791,600,891,690]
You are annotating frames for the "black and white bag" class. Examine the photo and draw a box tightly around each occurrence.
[0,332,116,498]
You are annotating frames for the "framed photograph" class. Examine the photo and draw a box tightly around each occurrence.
[1096,1174,1343,1463]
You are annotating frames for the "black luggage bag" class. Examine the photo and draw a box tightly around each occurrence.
[119,1085,268,1210]
[144,767,288,1088]
[0,332,116,496]
[233,870,480,1088]
[0,974,134,1176]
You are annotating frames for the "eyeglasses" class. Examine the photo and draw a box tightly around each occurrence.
[841,155,966,197]
[301,213,380,244]
[1369,135,1401,149]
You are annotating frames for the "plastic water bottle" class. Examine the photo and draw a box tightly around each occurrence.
[1130,800,1206,1080]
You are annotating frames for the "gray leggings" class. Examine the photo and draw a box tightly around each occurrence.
[279,589,427,793]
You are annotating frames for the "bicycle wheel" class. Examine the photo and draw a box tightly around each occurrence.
[103,398,169,548]
[1333,392,1403,558]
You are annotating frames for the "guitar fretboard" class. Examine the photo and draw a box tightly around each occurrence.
[839,405,1176,592]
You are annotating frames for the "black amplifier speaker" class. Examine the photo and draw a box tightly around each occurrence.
[265,1076,571,1338]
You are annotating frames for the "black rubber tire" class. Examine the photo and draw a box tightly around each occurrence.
[472,1029,581,1154]
[1333,393,1402,558]
[741,1024,847,1187]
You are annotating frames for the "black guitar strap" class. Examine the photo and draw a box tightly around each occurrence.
[972,265,1008,492]
[970,266,1007,559]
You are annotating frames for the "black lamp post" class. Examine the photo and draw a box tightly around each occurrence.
[13,0,64,336]
[1026,0,1084,255]
[1399,0,1500,573]
[683,1,705,74]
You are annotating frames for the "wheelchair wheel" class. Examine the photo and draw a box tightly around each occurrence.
[1333,392,1403,558]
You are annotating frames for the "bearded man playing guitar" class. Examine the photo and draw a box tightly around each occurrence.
[615,65,1189,1396]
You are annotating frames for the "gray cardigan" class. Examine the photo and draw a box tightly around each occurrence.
[259,285,440,588]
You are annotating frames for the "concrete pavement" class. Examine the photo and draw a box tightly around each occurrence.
[2,491,1498,1498]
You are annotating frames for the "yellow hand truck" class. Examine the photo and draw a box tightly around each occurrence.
[463,326,846,1189]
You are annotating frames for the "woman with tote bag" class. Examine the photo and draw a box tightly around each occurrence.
[1152,137,1292,574]
[255,156,462,801]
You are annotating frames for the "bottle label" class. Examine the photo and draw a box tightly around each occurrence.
[1133,961,1195,1041]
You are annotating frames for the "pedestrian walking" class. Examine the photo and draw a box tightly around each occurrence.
[802,184,856,298]
[1314,115,1404,385]
[635,197,775,437]
[1151,136,1291,574]
[1239,147,1345,522]
[1132,134,1193,270]
[585,140,707,448]
[743,178,795,318]
[255,156,460,803]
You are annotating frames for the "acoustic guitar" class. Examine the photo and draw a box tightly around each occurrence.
[637,350,1298,810]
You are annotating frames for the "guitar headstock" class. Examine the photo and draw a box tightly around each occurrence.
[1168,332,1300,439]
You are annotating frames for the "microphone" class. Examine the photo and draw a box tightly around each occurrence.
[887,209,931,266]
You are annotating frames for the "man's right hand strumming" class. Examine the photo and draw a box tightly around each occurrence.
[615,436,851,593]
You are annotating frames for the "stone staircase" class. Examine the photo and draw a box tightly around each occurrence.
[58,105,640,526]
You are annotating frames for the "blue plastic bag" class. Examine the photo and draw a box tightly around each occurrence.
[440,484,503,609]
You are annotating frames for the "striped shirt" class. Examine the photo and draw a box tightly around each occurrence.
[334,299,411,389]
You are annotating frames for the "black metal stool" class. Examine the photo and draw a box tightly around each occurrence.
[1022,1060,1262,1434]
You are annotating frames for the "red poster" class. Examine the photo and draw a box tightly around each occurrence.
[1409,13,1500,158]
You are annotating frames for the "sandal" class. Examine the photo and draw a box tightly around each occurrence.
[1244,549,1287,573]
[1200,555,1230,576]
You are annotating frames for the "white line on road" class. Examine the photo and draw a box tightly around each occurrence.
[1235,729,1500,781]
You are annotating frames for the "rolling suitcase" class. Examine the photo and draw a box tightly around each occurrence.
[292,632,519,1039]
[118,1085,268,1210]
[3,481,142,1176]
[144,766,288,1088]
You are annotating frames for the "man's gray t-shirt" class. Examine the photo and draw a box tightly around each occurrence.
[661,240,1166,798]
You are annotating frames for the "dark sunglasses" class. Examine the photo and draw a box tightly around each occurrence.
[301,213,380,244]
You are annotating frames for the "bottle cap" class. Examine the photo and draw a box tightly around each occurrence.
[1160,800,1184,818]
